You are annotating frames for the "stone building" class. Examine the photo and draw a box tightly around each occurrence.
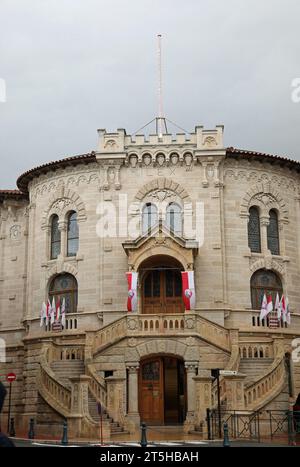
[1,123,300,439]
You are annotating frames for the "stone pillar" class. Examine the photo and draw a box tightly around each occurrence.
[260,215,270,254]
[184,362,198,432]
[125,363,140,432]
[70,375,91,417]
[194,370,214,431]
[106,376,126,424]
[58,220,67,258]
[223,374,246,411]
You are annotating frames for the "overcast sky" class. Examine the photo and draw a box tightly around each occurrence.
[0,0,299,188]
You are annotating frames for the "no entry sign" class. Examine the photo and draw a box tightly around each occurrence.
[6,372,16,383]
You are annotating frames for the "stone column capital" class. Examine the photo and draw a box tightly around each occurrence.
[185,362,198,373]
[126,363,139,373]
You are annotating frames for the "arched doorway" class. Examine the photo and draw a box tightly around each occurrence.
[140,255,184,314]
[139,356,186,425]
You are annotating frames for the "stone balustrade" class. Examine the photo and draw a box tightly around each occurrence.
[92,313,231,355]
[225,309,300,333]
[239,343,273,359]
[86,363,107,408]
[244,358,285,411]
[38,354,72,416]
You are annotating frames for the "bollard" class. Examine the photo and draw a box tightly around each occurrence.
[61,420,68,446]
[223,422,230,447]
[9,417,16,437]
[140,422,147,448]
[28,418,35,439]
[287,410,296,447]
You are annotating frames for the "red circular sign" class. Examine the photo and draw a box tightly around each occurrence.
[6,373,16,383]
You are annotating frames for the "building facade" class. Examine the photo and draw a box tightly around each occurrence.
[1,124,300,439]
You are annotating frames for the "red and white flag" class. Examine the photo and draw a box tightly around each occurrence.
[280,295,287,322]
[260,294,268,320]
[126,272,138,312]
[46,299,51,326]
[266,294,273,315]
[61,298,66,327]
[50,297,56,324]
[181,271,196,311]
[274,293,281,320]
[55,297,61,322]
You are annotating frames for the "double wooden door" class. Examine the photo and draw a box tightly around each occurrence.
[143,269,183,314]
[139,357,186,425]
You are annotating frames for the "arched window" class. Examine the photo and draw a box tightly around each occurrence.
[248,207,261,253]
[49,273,78,314]
[142,203,158,234]
[67,211,79,257]
[250,269,283,310]
[166,203,182,236]
[50,214,61,259]
[267,210,280,255]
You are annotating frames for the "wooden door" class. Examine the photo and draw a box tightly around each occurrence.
[143,270,183,314]
[139,358,164,424]
[164,270,183,314]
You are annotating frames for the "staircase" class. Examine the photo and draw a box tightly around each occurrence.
[239,358,273,387]
[48,359,126,435]
[87,391,126,435]
[50,360,85,388]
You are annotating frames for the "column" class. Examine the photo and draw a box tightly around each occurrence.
[184,362,197,432]
[58,220,67,258]
[125,363,140,432]
[106,376,126,423]
[194,370,214,432]
[223,374,246,410]
[260,215,270,255]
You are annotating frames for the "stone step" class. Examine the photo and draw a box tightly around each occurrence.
[239,358,274,386]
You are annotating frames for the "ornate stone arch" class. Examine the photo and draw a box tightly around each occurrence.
[124,338,194,363]
[45,261,78,282]
[240,182,289,222]
[249,257,285,276]
[41,186,87,229]
[134,177,192,204]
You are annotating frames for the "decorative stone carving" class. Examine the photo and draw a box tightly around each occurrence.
[170,153,179,165]
[99,161,122,191]
[249,257,286,275]
[129,155,138,168]
[185,317,196,330]
[184,153,193,171]
[143,154,152,166]
[41,188,87,228]
[10,225,21,240]
[104,139,118,151]
[149,189,173,203]
[135,177,191,203]
[206,164,214,180]
[203,136,217,148]
[156,154,165,167]
[127,318,138,331]
[240,183,289,222]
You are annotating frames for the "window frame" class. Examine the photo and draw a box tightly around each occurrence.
[67,210,79,257]
[248,206,261,253]
[50,214,61,260]
[49,273,78,314]
[267,209,280,255]
[250,269,283,310]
